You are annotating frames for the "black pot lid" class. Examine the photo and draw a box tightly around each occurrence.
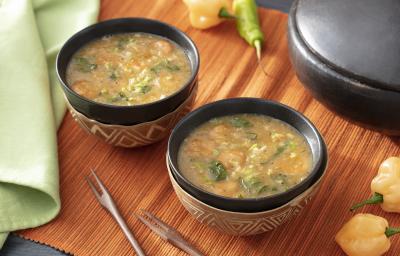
[294,0,400,91]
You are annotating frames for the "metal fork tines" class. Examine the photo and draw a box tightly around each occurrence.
[135,210,204,256]
[86,169,146,256]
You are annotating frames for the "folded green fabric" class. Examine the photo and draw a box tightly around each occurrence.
[0,0,99,248]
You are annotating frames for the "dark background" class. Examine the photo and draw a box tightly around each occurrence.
[0,1,293,255]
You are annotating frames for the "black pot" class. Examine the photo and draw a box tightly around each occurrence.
[167,98,328,212]
[57,18,199,125]
[288,0,400,135]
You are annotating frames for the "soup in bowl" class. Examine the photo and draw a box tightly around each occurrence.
[178,114,313,199]
[168,98,327,212]
[66,33,192,106]
[57,18,199,125]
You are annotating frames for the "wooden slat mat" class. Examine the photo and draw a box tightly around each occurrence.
[19,0,400,255]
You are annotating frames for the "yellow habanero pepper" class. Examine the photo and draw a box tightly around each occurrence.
[336,214,400,256]
[183,0,232,29]
[351,157,400,213]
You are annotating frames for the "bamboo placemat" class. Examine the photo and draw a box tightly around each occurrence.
[19,0,400,255]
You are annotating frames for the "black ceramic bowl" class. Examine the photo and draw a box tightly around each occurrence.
[167,98,327,212]
[57,18,199,125]
[288,0,400,135]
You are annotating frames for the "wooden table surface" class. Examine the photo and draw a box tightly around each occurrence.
[20,0,400,255]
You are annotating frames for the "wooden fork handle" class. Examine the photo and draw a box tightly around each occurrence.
[110,207,146,256]
[169,238,204,256]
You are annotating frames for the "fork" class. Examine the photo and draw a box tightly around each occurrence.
[85,169,146,256]
[135,210,204,256]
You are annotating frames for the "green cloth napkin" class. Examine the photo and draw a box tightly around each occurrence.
[0,0,99,247]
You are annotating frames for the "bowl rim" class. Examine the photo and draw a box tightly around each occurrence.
[166,153,328,215]
[167,97,327,206]
[56,17,200,110]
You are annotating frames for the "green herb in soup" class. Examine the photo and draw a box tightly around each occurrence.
[177,114,313,199]
[66,33,191,106]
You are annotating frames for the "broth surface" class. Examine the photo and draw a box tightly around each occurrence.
[66,33,191,106]
[178,114,312,199]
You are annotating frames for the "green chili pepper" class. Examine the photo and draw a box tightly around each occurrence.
[218,0,269,75]
[233,0,264,60]
[218,0,264,61]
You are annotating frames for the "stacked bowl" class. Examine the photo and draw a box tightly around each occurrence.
[57,18,200,147]
[167,98,328,236]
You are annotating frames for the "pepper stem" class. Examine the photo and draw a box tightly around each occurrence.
[254,40,262,62]
[219,7,236,19]
[385,227,400,237]
[350,192,384,211]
